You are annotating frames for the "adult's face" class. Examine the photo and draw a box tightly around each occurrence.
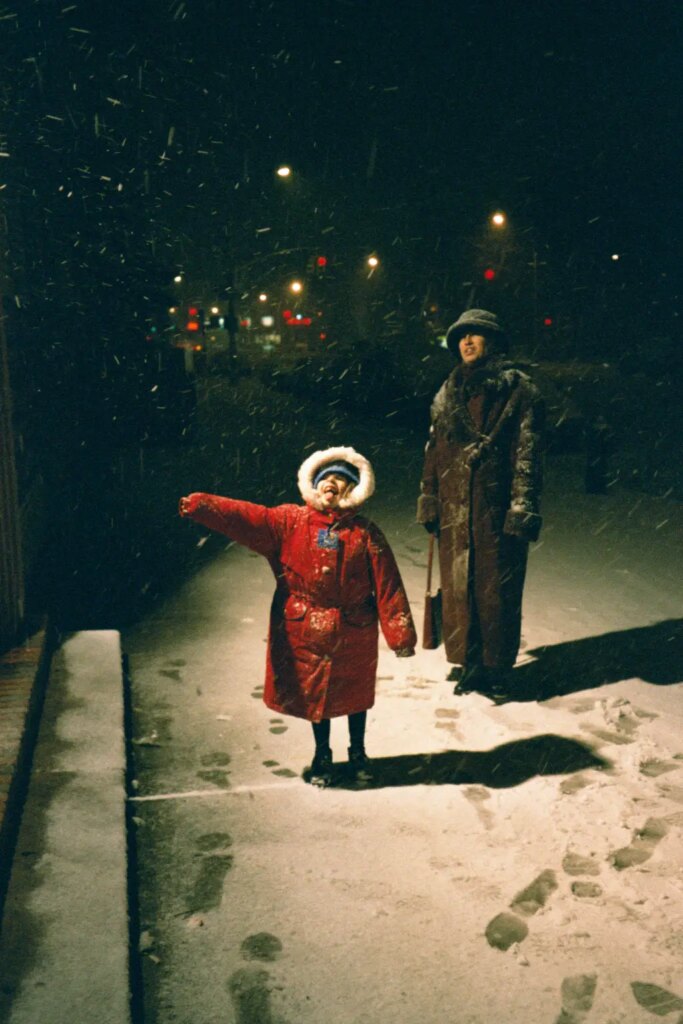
[458,332,487,365]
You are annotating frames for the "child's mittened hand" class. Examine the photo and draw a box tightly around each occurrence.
[179,496,192,517]
[395,648,415,658]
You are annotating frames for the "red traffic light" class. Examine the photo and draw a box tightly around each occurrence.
[188,306,199,316]
[543,316,553,327]
[483,268,496,281]
[316,256,328,267]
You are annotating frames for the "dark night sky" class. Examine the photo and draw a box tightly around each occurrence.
[3,0,681,339]
[154,1,680,246]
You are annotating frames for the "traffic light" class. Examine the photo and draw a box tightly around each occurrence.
[185,306,204,334]
[483,267,496,281]
[311,254,329,278]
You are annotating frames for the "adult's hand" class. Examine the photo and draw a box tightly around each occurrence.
[178,495,193,517]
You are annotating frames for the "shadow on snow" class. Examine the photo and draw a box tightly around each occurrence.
[325,733,611,791]
[514,618,683,702]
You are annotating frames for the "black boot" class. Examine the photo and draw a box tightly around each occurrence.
[348,746,374,784]
[453,663,484,695]
[479,667,513,702]
[309,746,333,787]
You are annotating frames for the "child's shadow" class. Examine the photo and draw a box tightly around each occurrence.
[334,733,610,791]
[514,618,683,703]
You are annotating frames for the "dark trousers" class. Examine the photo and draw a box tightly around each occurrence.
[312,711,367,751]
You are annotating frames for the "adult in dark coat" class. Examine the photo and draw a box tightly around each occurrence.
[417,309,545,700]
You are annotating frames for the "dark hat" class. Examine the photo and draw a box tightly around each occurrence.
[445,309,508,355]
[313,460,361,488]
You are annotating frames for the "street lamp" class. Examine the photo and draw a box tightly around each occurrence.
[258,293,268,302]
[173,274,183,283]
[289,279,303,294]
[276,165,292,179]
[491,211,507,228]
[367,255,379,268]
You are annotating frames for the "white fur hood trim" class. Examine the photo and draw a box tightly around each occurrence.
[297,446,375,511]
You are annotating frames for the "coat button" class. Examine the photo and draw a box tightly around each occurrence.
[321,565,332,574]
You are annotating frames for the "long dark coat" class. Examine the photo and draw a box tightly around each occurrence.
[184,495,416,721]
[417,358,544,668]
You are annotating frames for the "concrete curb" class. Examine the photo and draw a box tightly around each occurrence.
[0,631,132,1024]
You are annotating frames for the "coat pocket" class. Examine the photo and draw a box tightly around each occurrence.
[283,595,308,620]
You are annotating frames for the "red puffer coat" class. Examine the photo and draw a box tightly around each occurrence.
[183,494,417,722]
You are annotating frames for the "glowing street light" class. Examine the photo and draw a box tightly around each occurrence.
[289,279,303,294]
[258,293,268,302]
[491,211,507,228]
[211,306,219,315]
[276,165,292,178]
[367,255,380,268]
[611,253,620,261]
[173,274,183,283]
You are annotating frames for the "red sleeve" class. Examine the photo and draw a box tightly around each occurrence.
[182,493,288,556]
[366,523,417,651]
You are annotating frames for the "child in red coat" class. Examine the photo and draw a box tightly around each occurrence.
[179,445,416,786]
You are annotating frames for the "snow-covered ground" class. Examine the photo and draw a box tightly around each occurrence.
[124,441,683,1023]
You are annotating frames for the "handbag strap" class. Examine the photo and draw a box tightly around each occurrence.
[426,532,435,595]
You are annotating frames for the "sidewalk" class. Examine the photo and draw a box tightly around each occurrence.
[0,441,681,1023]
[124,454,683,1023]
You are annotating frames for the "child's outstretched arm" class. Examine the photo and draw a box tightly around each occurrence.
[366,523,417,657]
[179,493,283,556]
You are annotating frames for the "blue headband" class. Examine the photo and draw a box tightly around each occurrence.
[313,461,360,488]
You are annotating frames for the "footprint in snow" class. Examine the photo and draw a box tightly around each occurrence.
[609,817,668,870]
[562,852,600,877]
[553,973,598,1024]
[510,869,559,916]
[196,832,232,852]
[639,758,679,778]
[196,769,230,789]
[159,668,183,682]
[631,981,683,1017]
[485,869,558,951]
[227,967,274,1024]
[200,751,231,767]
[560,773,592,795]
[186,854,233,915]
[462,785,494,829]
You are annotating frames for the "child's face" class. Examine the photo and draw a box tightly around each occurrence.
[316,472,354,509]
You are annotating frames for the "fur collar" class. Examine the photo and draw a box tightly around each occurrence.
[297,446,375,511]
[432,358,532,442]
